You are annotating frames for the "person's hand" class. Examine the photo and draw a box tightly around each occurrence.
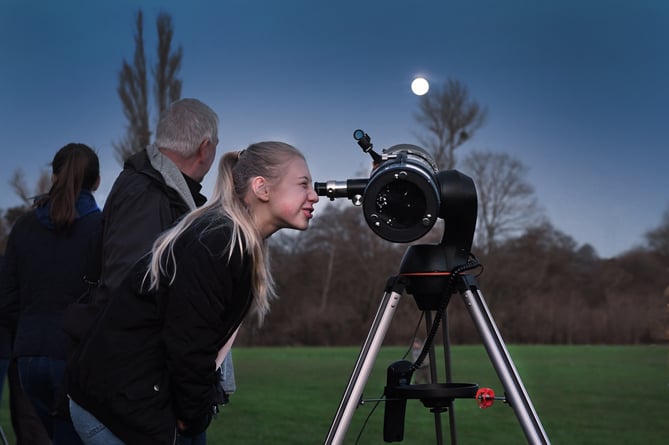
[177,419,187,431]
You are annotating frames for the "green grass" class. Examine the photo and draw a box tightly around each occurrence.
[1,345,667,444]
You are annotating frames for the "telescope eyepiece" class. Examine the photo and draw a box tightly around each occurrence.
[314,179,368,203]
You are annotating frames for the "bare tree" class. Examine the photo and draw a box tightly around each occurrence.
[114,10,149,164]
[10,169,32,206]
[0,169,50,252]
[10,169,50,206]
[114,10,183,164]
[645,206,669,258]
[413,78,487,169]
[154,12,183,117]
[462,150,542,253]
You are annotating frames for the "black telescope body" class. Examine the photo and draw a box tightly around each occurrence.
[314,130,477,251]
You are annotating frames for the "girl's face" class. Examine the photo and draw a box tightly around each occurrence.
[265,157,319,235]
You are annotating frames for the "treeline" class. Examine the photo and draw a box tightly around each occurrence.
[237,203,668,346]
[1,197,666,346]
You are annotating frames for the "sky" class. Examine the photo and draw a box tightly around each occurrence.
[1,0,667,258]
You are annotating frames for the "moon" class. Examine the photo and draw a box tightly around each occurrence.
[411,77,429,96]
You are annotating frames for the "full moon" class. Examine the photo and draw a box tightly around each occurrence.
[411,77,429,96]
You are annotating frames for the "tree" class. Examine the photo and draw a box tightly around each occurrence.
[9,169,50,208]
[0,169,50,253]
[461,150,542,253]
[11,169,45,207]
[154,13,183,116]
[413,78,487,170]
[114,10,149,164]
[114,10,183,164]
[645,205,669,258]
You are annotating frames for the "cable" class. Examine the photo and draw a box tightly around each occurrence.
[354,396,382,445]
[409,255,481,373]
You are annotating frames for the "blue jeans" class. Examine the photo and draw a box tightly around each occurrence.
[17,356,83,445]
[177,431,206,445]
[69,399,126,445]
[70,399,202,445]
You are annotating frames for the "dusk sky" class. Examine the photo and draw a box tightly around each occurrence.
[1,0,667,258]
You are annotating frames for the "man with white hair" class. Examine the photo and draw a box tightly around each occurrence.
[82,98,230,445]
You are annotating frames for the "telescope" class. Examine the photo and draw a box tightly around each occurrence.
[314,130,477,256]
[318,130,550,445]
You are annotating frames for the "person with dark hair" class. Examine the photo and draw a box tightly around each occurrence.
[67,141,319,445]
[0,143,101,444]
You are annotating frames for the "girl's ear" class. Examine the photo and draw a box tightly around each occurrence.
[251,176,270,202]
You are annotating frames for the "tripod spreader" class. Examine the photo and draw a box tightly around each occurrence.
[383,359,479,442]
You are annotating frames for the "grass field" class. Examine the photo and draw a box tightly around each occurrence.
[1,345,667,444]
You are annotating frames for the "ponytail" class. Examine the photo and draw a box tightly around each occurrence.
[36,143,99,230]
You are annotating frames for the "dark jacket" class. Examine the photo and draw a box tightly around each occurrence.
[0,194,101,359]
[95,150,205,305]
[68,215,253,445]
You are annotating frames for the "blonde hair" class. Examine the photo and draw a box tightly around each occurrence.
[146,141,305,325]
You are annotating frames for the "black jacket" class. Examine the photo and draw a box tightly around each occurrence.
[0,203,101,359]
[95,150,206,305]
[68,215,253,445]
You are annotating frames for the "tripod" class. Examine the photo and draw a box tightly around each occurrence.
[323,242,551,444]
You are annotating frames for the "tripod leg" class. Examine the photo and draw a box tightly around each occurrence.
[438,310,457,445]
[424,311,446,445]
[459,275,551,445]
[324,277,406,445]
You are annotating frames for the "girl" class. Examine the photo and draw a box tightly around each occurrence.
[68,141,319,445]
[0,143,101,445]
